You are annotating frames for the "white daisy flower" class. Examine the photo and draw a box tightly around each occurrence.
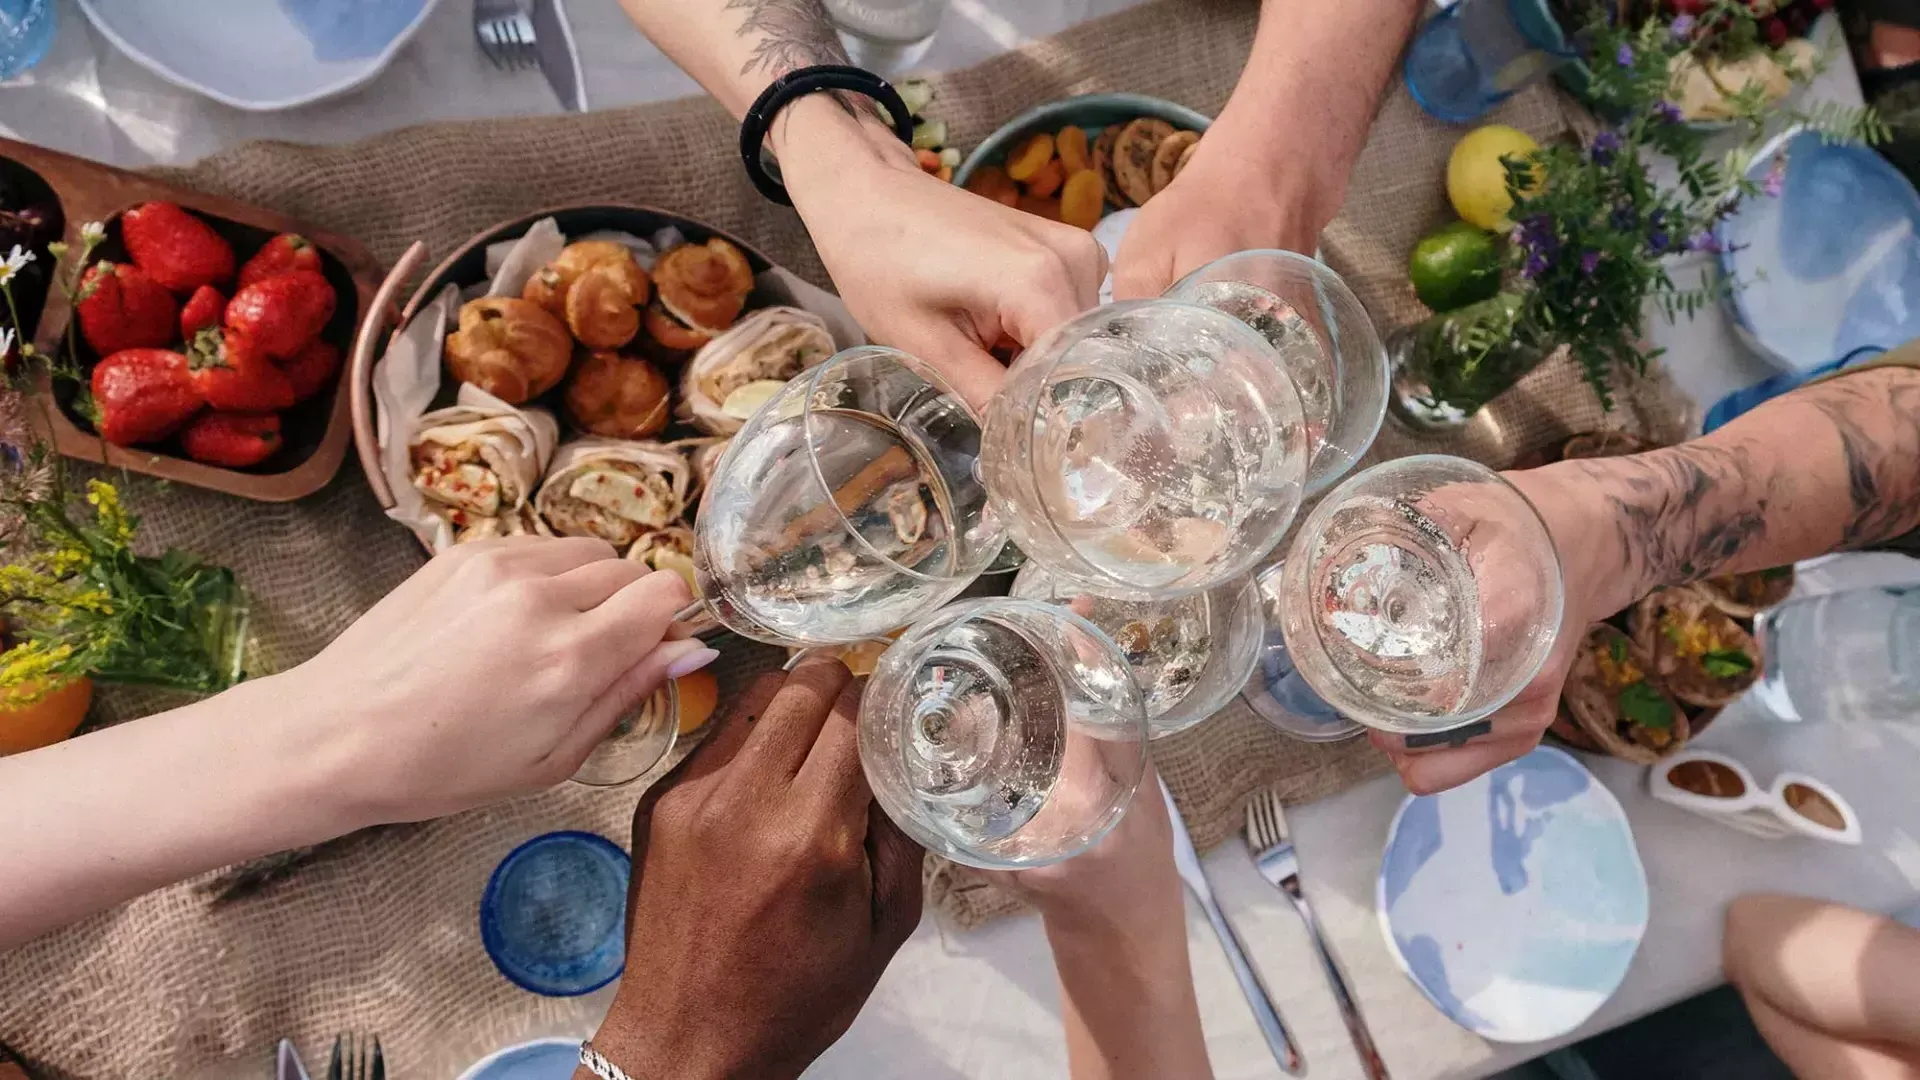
[79,221,107,245]
[0,327,14,358]
[0,245,35,286]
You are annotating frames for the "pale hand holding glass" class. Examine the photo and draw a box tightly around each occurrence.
[1164,249,1390,497]
[860,598,1150,869]
[980,300,1310,600]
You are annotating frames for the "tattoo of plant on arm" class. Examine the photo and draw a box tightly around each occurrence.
[1569,439,1774,593]
[723,0,849,79]
[1802,375,1920,550]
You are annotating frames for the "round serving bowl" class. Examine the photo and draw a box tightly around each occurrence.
[952,92,1212,193]
[347,203,778,523]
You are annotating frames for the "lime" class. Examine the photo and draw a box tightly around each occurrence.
[1446,124,1540,231]
[1409,221,1503,313]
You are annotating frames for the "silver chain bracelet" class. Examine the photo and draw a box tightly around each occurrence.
[578,1041,635,1080]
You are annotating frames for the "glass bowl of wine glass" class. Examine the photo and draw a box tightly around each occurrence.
[1165,249,1389,497]
[692,345,1006,645]
[861,598,1150,869]
[979,300,1310,600]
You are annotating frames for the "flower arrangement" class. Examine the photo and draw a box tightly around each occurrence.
[0,224,248,711]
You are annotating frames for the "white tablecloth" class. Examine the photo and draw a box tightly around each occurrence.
[8,4,1920,1078]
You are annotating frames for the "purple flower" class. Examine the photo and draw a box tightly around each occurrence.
[1648,231,1672,254]
[1580,250,1602,274]
[1522,251,1551,279]
[1610,203,1638,232]
[1670,13,1695,39]
[1654,101,1684,124]
[1590,130,1622,164]
[1616,42,1635,67]
[1687,232,1722,254]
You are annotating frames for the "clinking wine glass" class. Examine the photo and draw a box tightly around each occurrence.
[1010,562,1261,738]
[1164,249,1390,498]
[979,300,1311,600]
[861,598,1150,869]
[1242,455,1563,738]
[680,345,1006,645]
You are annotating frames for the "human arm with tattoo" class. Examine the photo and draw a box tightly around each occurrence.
[1379,361,1920,793]
[614,0,1106,409]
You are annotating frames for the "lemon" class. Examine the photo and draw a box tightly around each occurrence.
[1409,221,1503,313]
[1447,125,1541,231]
[719,379,787,420]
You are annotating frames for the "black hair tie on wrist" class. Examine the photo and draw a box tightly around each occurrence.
[739,64,915,207]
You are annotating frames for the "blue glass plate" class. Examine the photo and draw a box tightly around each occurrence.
[479,830,631,997]
[456,1038,582,1080]
[1376,747,1648,1042]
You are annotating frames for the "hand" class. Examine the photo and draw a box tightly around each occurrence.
[777,99,1108,410]
[588,659,925,1080]
[283,535,708,824]
[1111,126,1332,301]
[1370,466,1607,794]
[991,763,1181,933]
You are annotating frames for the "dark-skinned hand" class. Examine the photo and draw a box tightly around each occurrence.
[579,658,925,1080]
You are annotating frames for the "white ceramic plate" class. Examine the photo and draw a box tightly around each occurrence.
[455,1037,581,1080]
[1376,746,1649,1043]
[75,0,440,112]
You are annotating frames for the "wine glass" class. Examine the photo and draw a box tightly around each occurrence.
[1250,455,1563,736]
[979,300,1310,600]
[687,345,1006,645]
[572,679,679,787]
[1164,250,1389,497]
[861,598,1150,869]
[1010,562,1261,738]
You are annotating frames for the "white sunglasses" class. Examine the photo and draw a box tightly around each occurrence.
[1649,749,1862,846]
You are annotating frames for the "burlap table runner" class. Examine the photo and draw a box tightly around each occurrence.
[0,2,1690,1076]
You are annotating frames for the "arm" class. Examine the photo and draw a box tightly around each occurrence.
[1382,364,1920,794]
[0,538,704,948]
[614,0,1106,409]
[1113,0,1425,297]
[992,768,1213,1080]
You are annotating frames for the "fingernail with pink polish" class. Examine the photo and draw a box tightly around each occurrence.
[665,645,720,679]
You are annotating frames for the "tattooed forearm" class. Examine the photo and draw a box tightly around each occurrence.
[1802,375,1920,550]
[722,0,848,79]
[1566,439,1775,592]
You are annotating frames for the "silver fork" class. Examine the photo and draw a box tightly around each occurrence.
[327,1032,385,1080]
[474,0,537,70]
[1161,776,1303,1075]
[1247,789,1390,1080]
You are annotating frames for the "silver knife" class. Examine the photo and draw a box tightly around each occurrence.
[529,0,589,112]
[1161,776,1304,1076]
[276,1039,311,1080]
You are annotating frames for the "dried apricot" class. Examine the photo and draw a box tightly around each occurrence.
[1024,158,1066,199]
[964,164,1020,207]
[1057,125,1091,174]
[1060,169,1106,230]
[1017,194,1062,221]
[1005,131,1056,182]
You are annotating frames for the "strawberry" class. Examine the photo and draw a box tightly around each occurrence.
[187,326,296,412]
[120,202,235,294]
[225,270,335,360]
[237,233,323,289]
[1765,16,1789,45]
[75,262,179,356]
[280,338,342,403]
[90,349,203,446]
[179,284,227,339]
[181,411,282,468]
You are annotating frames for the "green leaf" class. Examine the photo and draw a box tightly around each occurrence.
[1701,648,1754,678]
[1618,681,1674,730]
[1608,637,1627,665]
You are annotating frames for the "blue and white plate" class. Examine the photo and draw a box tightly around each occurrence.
[455,1038,581,1080]
[74,0,440,112]
[1376,747,1648,1043]
[1718,129,1920,374]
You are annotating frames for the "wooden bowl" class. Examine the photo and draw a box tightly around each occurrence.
[952,92,1212,192]
[348,204,778,541]
[4,136,381,502]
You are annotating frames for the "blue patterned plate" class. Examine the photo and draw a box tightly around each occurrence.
[1376,747,1648,1043]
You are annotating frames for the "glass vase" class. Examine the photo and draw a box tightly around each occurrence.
[1387,292,1548,430]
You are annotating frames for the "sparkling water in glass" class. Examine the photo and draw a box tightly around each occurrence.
[1402,0,1574,124]
[980,300,1310,600]
[861,598,1149,869]
[0,0,54,79]
[823,0,948,74]
[1011,563,1262,738]
[1277,455,1562,734]
[1165,250,1390,497]
[1752,584,1920,724]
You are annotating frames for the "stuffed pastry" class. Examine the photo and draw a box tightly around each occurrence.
[677,306,834,435]
[535,438,692,549]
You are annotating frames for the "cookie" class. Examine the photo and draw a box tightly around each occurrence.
[1091,125,1125,207]
[1150,130,1200,194]
[1112,118,1174,207]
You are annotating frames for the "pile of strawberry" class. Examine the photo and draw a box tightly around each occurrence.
[76,202,339,468]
